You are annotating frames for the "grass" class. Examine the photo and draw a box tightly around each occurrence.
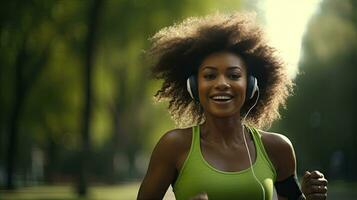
[1,181,356,200]
[0,182,175,200]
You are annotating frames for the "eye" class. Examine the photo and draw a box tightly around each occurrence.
[228,73,241,80]
[203,73,216,80]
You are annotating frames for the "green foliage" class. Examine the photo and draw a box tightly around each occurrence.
[276,0,357,180]
[0,0,244,187]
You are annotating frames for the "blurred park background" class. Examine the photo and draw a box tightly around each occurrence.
[0,0,356,199]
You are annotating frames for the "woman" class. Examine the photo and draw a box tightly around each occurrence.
[138,13,327,200]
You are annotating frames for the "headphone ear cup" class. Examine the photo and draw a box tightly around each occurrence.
[247,76,258,100]
[186,75,199,101]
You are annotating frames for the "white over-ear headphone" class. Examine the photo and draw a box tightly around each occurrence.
[186,76,196,100]
[186,75,259,101]
[247,76,259,99]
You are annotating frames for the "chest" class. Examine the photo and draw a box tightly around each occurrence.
[173,144,275,200]
[200,139,257,172]
[173,128,277,200]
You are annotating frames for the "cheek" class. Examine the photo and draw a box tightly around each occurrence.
[198,82,209,101]
[240,83,247,97]
[233,82,248,102]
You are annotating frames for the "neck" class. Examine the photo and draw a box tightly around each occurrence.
[201,112,249,146]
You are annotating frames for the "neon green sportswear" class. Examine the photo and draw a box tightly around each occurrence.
[173,126,277,200]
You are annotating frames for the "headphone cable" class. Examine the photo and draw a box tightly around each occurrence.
[241,89,265,200]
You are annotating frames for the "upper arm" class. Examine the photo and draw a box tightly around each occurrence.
[137,130,183,200]
[261,132,297,200]
[261,132,296,181]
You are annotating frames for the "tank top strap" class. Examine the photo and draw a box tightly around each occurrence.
[191,125,201,153]
[173,125,277,199]
[246,126,277,179]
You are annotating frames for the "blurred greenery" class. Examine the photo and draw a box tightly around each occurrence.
[1,181,357,200]
[275,0,357,182]
[1,183,144,200]
[1,0,356,198]
[0,0,242,196]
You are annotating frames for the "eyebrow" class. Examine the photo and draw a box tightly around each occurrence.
[201,65,243,70]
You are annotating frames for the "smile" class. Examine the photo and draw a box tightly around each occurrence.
[210,95,234,103]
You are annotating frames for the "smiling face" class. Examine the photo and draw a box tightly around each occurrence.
[198,51,248,118]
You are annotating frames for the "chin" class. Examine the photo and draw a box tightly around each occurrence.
[201,98,244,117]
[206,109,240,119]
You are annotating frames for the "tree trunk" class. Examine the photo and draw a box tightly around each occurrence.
[6,41,27,190]
[77,0,103,196]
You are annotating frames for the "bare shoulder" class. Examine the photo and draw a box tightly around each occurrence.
[137,128,193,199]
[153,127,192,168]
[259,130,293,151]
[160,127,191,143]
[156,128,192,152]
[258,130,296,181]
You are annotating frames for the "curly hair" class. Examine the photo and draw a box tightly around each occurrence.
[148,12,293,128]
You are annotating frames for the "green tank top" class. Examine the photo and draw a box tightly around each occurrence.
[173,125,277,200]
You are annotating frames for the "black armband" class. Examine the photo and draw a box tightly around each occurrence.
[274,174,303,200]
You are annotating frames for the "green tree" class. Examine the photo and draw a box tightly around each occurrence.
[77,0,104,196]
[278,0,357,180]
[0,0,56,189]
[0,0,244,192]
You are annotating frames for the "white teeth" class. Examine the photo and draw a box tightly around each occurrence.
[212,96,232,100]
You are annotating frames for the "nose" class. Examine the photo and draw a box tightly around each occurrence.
[215,75,230,90]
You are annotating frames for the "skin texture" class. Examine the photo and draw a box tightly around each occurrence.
[137,52,327,200]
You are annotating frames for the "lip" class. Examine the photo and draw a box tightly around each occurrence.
[209,93,234,98]
[209,93,234,104]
